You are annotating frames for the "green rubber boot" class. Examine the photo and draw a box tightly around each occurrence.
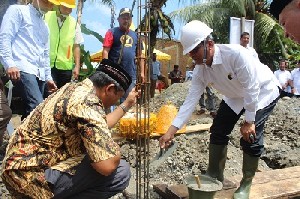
[206,144,227,182]
[233,152,259,199]
[206,144,236,190]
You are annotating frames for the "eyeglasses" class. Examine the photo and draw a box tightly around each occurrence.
[189,42,204,54]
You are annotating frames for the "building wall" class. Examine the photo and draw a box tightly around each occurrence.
[155,39,192,80]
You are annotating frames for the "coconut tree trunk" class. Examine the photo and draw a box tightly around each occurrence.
[76,0,84,27]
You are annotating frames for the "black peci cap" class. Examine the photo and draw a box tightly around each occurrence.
[96,59,132,91]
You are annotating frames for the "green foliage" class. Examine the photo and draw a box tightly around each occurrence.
[81,23,104,43]
[140,8,175,40]
[78,45,95,81]
[78,23,106,81]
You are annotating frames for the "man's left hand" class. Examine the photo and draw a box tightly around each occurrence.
[240,121,256,143]
[47,80,58,94]
[72,66,80,80]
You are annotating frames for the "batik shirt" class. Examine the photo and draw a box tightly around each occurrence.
[1,78,120,198]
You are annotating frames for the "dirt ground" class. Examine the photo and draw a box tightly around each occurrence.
[1,81,300,199]
[118,82,300,198]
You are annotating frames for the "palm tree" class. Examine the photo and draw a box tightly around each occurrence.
[148,0,175,52]
[135,0,175,54]
[169,0,300,68]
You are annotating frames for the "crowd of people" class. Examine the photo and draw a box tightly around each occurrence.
[0,0,299,198]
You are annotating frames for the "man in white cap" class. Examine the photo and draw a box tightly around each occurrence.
[159,20,280,198]
[270,0,300,44]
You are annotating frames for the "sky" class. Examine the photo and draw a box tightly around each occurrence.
[71,0,185,54]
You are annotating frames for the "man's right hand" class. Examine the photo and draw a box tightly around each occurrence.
[7,67,20,81]
[123,87,139,108]
[159,125,178,149]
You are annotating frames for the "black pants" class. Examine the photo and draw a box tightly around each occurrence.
[279,90,293,98]
[210,97,278,157]
[51,67,72,89]
[44,68,72,98]
[45,156,131,199]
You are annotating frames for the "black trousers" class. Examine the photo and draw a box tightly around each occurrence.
[45,156,131,199]
[51,67,72,89]
[210,97,278,157]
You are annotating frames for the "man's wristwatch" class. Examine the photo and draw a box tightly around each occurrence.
[119,104,129,113]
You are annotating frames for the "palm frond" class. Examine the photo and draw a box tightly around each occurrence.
[254,13,277,46]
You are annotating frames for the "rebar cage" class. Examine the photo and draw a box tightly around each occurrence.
[135,0,152,198]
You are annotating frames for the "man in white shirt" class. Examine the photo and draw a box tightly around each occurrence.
[274,59,293,97]
[240,32,259,60]
[290,60,300,97]
[159,20,280,199]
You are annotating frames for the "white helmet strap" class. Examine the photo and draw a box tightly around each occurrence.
[202,35,212,67]
[203,39,207,65]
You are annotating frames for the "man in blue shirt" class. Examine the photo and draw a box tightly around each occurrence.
[150,53,161,98]
[102,7,144,103]
[0,0,58,120]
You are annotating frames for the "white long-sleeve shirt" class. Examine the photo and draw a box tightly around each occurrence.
[0,4,52,81]
[172,44,280,129]
[274,69,292,92]
[291,68,300,95]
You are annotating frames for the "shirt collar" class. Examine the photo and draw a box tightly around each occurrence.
[211,45,222,66]
[29,3,43,18]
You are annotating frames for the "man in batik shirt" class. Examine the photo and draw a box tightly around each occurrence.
[1,59,137,199]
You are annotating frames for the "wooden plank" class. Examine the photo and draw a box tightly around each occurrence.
[166,184,189,199]
[112,123,212,140]
[154,167,300,199]
[215,166,300,199]
[153,184,169,199]
[150,123,212,137]
[185,123,212,133]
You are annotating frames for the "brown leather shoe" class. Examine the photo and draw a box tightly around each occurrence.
[222,178,237,190]
[210,111,217,118]
[197,109,206,115]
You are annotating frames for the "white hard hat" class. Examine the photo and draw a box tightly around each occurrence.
[180,20,213,55]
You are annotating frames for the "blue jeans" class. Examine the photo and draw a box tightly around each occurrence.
[199,86,216,112]
[210,97,279,157]
[15,72,45,120]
